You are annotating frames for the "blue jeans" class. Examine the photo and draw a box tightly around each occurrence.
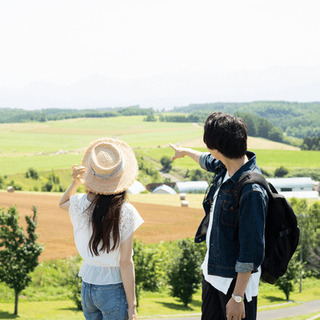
[81,281,128,320]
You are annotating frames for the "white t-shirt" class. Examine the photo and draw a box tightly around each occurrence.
[69,193,144,285]
[201,173,261,302]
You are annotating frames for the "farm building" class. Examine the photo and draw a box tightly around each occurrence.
[266,177,313,192]
[266,177,319,199]
[127,180,146,194]
[152,184,177,194]
[175,181,208,193]
[279,191,319,199]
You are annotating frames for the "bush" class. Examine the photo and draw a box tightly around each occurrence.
[65,256,83,310]
[190,169,204,181]
[42,181,53,192]
[25,168,39,180]
[168,238,203,307]
[143,114,157,122]
[8,180,22,191]
[133,240,164,307]
[274,166,289,177]
[0,176,4,189]
[286,168,320,181]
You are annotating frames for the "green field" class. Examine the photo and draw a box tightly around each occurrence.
[139,147,320,170]
[1,278,320,319]
[0,116,320,176]
[0,117,201,155]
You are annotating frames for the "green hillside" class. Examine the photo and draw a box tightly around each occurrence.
[1,116,319,192]
[171,101,320,138]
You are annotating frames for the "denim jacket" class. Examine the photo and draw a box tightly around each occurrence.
[195,151,268,278]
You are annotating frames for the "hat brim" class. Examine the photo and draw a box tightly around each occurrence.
[81,138,138,195]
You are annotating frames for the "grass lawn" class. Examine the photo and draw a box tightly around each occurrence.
[1,278,319,319]
[0,300,84,320]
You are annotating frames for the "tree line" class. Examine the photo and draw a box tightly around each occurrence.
[2,101,320,143]
[171,101,320,139]
[0,106,153,123]
[157,112,285,143]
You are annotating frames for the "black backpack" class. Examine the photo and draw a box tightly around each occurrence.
[234,172,300,284]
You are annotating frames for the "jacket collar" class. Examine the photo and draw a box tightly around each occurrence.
[229,151,257,184]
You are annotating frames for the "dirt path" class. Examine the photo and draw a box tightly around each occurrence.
[0,191,203,261]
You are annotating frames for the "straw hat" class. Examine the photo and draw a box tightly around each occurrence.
[81,138,138,195]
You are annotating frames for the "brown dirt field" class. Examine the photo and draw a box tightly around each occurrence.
[0,191,204,261]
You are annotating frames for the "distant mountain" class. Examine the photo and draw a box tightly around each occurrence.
[1,66,320,110]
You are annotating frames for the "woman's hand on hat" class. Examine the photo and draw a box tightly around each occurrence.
[72,165,86,185]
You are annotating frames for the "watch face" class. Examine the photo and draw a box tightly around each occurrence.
[232,294,243,303]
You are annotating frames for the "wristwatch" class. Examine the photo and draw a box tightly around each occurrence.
[232,294,244,303]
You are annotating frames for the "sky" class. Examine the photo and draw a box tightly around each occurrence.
[0,0,320,109]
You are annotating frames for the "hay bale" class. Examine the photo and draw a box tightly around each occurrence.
[7,186,15,193]
[181,200,189,207]
[180,193,186,200]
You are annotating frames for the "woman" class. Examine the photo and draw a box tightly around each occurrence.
[59,137,143,320]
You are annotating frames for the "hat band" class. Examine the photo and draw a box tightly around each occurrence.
[89,158,124,181]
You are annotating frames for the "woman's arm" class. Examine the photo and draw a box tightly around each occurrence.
[119,234,138,320]
[59,165,86,211]
[169,143,202,164]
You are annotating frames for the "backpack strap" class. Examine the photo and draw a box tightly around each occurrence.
[234,171,272,202]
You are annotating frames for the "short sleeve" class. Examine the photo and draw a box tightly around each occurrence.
[69,193,87,224]
[119,202,144,242]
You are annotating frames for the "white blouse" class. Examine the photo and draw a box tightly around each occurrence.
[69,193,144,285]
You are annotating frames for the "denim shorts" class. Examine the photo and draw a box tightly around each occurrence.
[81,281,128,320]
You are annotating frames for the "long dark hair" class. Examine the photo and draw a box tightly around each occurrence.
[87,191,126,256]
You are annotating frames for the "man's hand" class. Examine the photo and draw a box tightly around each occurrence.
[226,298,245,320]
[168,143,187,161]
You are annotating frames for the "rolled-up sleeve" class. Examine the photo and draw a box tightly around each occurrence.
[199,152,210,170]
[199,152,224,174]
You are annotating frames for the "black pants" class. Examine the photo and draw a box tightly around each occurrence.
[201,278,257,320]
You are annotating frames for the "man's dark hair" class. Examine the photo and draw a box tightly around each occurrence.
[203,112,248,159]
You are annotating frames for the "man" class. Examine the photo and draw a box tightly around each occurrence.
[169,112,268,320]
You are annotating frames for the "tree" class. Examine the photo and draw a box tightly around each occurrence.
[160,156,172,172]
[268,127,284,142]
[190,169,204,181]
[275,253,302,301]
[168,239,202,307]
[0,206,43,315]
